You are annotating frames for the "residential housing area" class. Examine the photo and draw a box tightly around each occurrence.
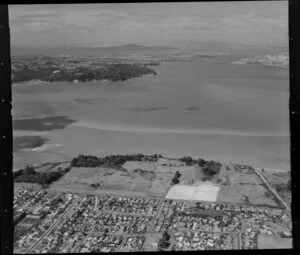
[14,184,292,253]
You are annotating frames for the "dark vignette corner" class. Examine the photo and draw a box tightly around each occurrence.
[0,4,13,255]
[289,0,300,250]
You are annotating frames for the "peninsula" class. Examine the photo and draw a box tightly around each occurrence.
[11,55,158,84]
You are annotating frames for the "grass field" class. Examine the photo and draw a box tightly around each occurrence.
[261,171,291,206]
[215,164,279,207]
[18,157,282,207]
[50,158,184,197]
[257,234,292,249]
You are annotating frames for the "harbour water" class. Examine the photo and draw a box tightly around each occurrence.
[12,53,290,171]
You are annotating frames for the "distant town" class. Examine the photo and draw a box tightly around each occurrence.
[232,53,289,69]
[13,154,292,252]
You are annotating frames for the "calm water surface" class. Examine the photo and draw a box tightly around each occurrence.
[12,58,290,170]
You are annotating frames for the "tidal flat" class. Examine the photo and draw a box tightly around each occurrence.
[12,61,289,171]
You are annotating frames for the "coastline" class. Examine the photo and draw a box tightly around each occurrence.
[13,124,290,172]
[69,121,289,137]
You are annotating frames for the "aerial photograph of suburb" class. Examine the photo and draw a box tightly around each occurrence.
[10,1,291,252]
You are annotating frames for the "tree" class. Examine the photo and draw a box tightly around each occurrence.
[175,171,181,179]
[162,231,170,242]
[157,238,170,250]
[287,180,291,190]
[157,239,164,250]
[242,195,250,204]
[22,165,36,175]
[180,156,194,166]
[91,183,100,189]
[157,231,171,250]
[172,177,179,184]
[197,158,206,167]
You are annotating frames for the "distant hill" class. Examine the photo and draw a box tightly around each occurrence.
[86,44,178,52]
[11,44,177,56]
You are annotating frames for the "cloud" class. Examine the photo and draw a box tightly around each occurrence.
[9,10,65,33]
[9,2,288,46]
[18,13,63,19]
[126,107,167,112]
[11,6,287,33]
[219,11,288,30]
[10,18,50,24]
[10,12,63,24]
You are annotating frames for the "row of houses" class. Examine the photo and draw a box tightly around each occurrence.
[174,231,238,250]
[96,195,160,216]
[152,210,242,234]
[14,189,291,253]
[79,234,123,253]
[14,189,47,213]
[32,196,97,254]
[30,195,153,253]
[14,193,78,254]
[121,236,145,252]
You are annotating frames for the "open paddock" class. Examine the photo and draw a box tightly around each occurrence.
[257,234,292,249]
[49,158,207,198]
[166,182,220,202]
[215,165,280,207]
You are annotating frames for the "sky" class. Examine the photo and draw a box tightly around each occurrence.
[9,2,288,48]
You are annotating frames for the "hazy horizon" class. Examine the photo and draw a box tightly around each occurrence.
[9,2,288,49]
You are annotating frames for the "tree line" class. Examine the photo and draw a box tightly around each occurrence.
[70,154,162,169]
[13,165,71,186]
[179,156,222,176]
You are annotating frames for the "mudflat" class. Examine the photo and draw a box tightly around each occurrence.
[12,61,289,171]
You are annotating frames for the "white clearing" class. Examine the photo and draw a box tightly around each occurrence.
[165,182,220,202]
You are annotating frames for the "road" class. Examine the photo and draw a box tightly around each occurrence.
[72,231,92,253]
[254,168,290,212]
[148,199,165,232]
[71,199,164,253]
[26,197,80,254]
[22,186,286,253]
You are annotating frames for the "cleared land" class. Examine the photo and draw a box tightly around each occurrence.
[166,182,220,201]
[50,158,194,197]
[261,170,291,207]
[215,164,279,207]
[44,156,282,208]
[257,234,292,249]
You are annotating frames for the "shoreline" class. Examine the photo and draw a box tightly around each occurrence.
[13,147,289,173]
[13,120,290,172]
[70,121,288,138]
